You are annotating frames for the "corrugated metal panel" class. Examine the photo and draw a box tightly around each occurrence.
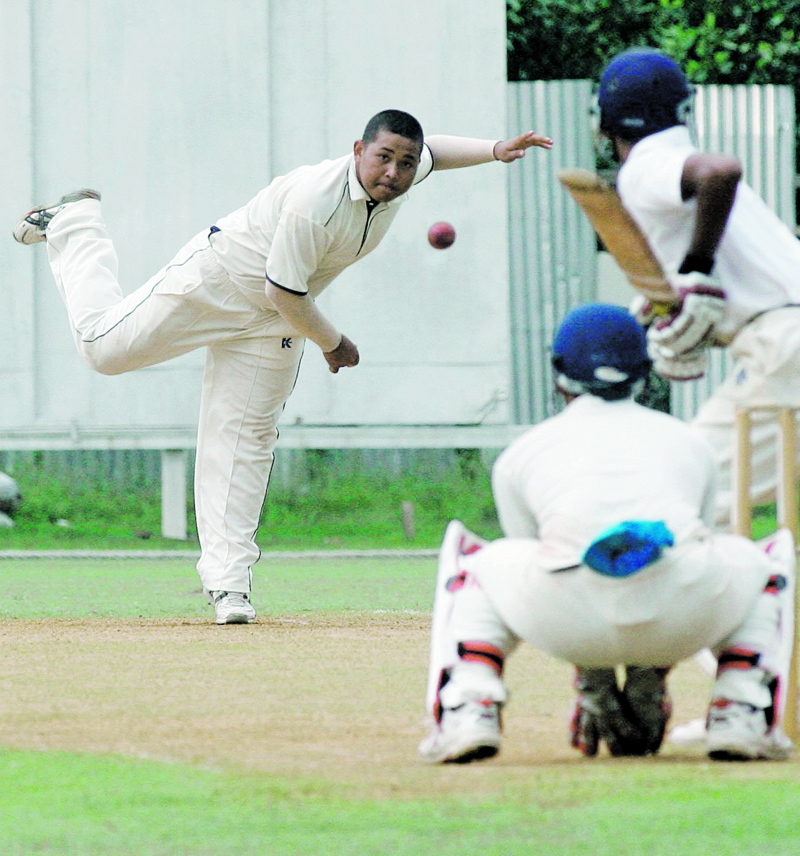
[508,82,795,426]
[695,85,795,224]
[507,81,597,424]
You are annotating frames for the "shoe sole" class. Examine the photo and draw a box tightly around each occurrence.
[708,740,792,761]
[708,746,760,761]
[445,743,500,764]
[13,191,101,245]
[13,216,49,245]
[215,614,256,625]
[421,730,501,764]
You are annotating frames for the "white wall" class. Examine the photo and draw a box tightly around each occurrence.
[596,253,638,307]
[0,0,513,437]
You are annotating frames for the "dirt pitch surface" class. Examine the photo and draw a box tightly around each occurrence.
[0,613,794,797]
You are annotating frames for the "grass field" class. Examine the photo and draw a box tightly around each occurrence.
[1,553,799,855]
[0,451,503,552]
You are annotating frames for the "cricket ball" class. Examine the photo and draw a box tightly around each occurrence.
[428,221,456,249]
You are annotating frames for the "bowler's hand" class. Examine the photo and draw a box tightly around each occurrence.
[324,335,360,373]
[494,131,553,162]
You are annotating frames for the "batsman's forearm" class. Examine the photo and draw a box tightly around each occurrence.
[685,182,738,266]
[425,135,498,169]
[681,154,741,266]
[266,282,341,352]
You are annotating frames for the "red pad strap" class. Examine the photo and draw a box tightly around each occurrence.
[457,641,505,677]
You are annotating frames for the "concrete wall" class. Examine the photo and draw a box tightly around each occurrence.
[0,0,513,439]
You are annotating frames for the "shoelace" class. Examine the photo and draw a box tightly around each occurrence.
[215,592,248,605]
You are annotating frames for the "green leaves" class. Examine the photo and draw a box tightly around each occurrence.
[507,0,800,86]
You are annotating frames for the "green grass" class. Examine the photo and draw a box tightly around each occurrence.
[0,556,436,618]
[0,455,789,552]
[2,557,799,854]
[0,461,796,854]
[1,749,799,855]
[0,453,502,551]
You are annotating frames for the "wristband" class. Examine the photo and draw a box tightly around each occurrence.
[678,254,715,275]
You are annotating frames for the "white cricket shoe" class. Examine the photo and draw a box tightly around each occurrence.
[212,591,256,625]
[707,700,793,761]
[418,699,501,764]
[668,716,708,746]
[12,189,101,244]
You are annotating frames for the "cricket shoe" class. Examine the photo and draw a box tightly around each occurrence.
[418,699,501,764]
[667,716,707,747]
[212,591,256,625]
[706,700,792,761]
[12,189,101,244]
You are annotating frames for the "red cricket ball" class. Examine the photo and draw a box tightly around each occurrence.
[428,221,456,249]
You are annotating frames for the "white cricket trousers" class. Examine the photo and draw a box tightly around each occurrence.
[462,529,778,666]
[45,199,304,594]
[691,307,800,529]
[440,528,794,715]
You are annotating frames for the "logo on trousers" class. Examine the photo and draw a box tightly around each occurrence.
[281,338,293,349]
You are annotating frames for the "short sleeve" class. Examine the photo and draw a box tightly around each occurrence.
[491,449,539,539]
[413,143,435,186]
[618,148,688,213]
[266,210,332,295]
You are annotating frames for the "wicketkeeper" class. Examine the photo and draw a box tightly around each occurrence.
[419,304,795,764]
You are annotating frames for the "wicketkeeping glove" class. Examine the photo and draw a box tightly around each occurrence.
[621,666,673,755]
[570,668,647,757]
[647,274,726,355]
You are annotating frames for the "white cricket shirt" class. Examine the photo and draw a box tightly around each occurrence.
[210,145,434,307]
[491,395,717,566]
[617,126,800,340]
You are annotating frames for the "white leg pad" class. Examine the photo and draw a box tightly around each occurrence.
[424,520,488,716]
[713,528,796,721]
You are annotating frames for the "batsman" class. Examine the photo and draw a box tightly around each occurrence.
[586,46,800,530]
[419,304,796,764]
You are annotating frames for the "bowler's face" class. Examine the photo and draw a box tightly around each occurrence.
[354,130,421,203]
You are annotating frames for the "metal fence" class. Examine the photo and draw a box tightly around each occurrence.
[507,80,597,424]
[0,447,506,493]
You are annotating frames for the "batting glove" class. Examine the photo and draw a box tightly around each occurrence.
[570,668,647,757]
[628,294,682,329]
[629,294,659,327]
[648,339,709,381]
[647,274,726,355]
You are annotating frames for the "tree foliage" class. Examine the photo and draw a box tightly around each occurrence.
[507,0,800,87]
[507,0,656,81]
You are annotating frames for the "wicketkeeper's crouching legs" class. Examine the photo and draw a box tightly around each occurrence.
[420,524,796,764]
[419,520,518,764]
[705,528,796,760]
[419,522,675,764]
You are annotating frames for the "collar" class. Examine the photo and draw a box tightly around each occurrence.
[562,392,638,412]
[346,157,408,208]
[628,125,695,159]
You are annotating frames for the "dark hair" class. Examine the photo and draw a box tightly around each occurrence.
[362,110,424,152]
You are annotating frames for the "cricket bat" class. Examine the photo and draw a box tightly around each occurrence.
[557,167,678,312]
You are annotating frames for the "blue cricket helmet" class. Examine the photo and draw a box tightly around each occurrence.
[598,47,692,140]
[551,304,651,400]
